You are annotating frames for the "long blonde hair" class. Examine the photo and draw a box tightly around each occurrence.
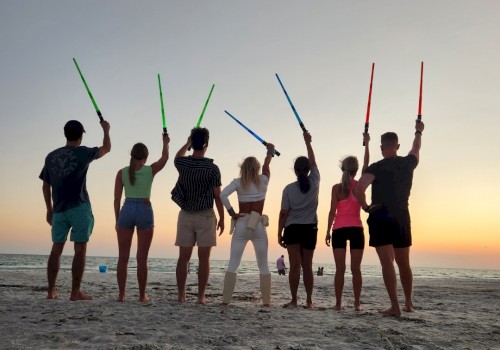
[339,156,358,197]
[239,156,261,190]
[129,143,149,185]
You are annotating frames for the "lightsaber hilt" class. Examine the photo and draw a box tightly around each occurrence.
[97,110,104,122]
[163,127,168,136]
[262,141,281,157]
[363,122,369,146]
[417,115,422,123]
[299,122,308,133]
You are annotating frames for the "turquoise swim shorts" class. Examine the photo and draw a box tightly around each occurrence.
[51,203,94,243]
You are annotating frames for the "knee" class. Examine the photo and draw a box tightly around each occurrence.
[336,265,346,274]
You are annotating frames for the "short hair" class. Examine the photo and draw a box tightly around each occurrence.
[381,132,398,147]
[190,127,209,150]
[64,120,85,141]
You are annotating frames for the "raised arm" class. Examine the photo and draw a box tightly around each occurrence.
[151,133,170,176]
[362,133,370,173]
[409,121,425,163]
[353,173,375,212]
[213,186,225,235]
[98,120,111,158]
[42,181,53,226]
[262,143,275,179]
[113,170,124,225]
[303,132,316,168]
[325,185,339,247]
[175,136,192,158]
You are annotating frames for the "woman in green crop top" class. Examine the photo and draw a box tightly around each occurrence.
[114,134,169,302]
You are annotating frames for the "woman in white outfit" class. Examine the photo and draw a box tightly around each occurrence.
[220,143,275,306]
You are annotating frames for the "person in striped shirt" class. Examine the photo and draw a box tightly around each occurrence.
[171,127,224,304]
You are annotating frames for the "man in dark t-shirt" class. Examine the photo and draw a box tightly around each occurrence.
[40,120,110,300]
[355,121,425,316]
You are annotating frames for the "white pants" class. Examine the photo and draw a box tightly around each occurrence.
[226,213,269,274]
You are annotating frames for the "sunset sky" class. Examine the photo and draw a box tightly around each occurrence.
[1,1,499,270]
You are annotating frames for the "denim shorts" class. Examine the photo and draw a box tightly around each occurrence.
[117,198,154,229]
[51,203,94,243]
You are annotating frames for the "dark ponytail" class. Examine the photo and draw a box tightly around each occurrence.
[294,156,311,193]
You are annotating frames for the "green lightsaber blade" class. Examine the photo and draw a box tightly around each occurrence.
[158,74,167,133]
[195,84,215,127]
[72,58,103,121]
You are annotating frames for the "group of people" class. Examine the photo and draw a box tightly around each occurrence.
[40,117,424,317]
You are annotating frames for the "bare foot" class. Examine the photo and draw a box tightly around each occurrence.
[354,304,363,312]
[47,289,59,300]
[70,291,92,301]
[140,295,151,303]
[197,297,208,304]
[262,303,270,307]
[177,292,186,303]
[283,301,297,308]
[304,302,316,309]
[117,296,126,302]
[333,304,343,311]
[403,301,415,312]
[220,302,229,307]
[379,307,401,317]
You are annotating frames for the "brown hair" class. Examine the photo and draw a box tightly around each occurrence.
[190,127,210,150]
[128,143,149,185]
[381,132,398,148]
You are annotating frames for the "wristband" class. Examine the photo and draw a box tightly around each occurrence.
[227,208,236,218]
[415,131,422,136]
[363,205,370,213]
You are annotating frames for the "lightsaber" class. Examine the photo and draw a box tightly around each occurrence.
[157,74,167,135]
[275,73,308,133]
[417,61,424,122]
[188,83,215,151]
[224,110,280,156]
[196,84,215,127]
[363,63,375,145]
[73,58,103,121]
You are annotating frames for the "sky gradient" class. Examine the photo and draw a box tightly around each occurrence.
[1,1,499,269]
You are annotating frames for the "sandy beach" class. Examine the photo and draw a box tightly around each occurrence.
[0,269,499,349]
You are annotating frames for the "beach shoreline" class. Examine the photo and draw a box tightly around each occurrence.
[1,270,499,349]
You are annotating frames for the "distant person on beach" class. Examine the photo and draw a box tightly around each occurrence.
[277,255,287,275]
[40,119,111,300]
[354,121,425,316]
[171,127,224,304]
[325,133,370,311]
[220,143,276,307]
[278,132,319,308]
[114,134,169,302]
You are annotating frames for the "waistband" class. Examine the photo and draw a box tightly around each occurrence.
[124,198,151,204]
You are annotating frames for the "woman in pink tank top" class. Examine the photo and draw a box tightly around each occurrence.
[325,133,370,311]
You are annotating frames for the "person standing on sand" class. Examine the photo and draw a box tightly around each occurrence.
[114,134,170,302]
[40,119,111,300]
[220,143,276,307]
[277,255,287,275]
[171,127,224,304]
[354,121,425,316]
[325,133,370,311]
[278,132,319,308]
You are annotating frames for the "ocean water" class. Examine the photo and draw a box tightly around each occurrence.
[0,254,498,280]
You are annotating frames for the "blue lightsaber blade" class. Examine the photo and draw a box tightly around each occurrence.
[275,73,308,132]
[224,110,280,156]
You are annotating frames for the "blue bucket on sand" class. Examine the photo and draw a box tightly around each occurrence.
[99,265,108,273]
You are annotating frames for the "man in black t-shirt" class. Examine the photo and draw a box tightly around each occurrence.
[40,120,111,300]
[355,121,425,316]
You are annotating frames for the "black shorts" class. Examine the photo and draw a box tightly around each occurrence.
[367,207,411,248]
[284,224,318,250]
[331,226,365,250]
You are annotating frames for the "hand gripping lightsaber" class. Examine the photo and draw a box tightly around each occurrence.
[157,74,167,135]
[275,73,308,133]
[363,63,375,145]
[417,61,424,122]
[73,58,103,122]
[224,110,280,156]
